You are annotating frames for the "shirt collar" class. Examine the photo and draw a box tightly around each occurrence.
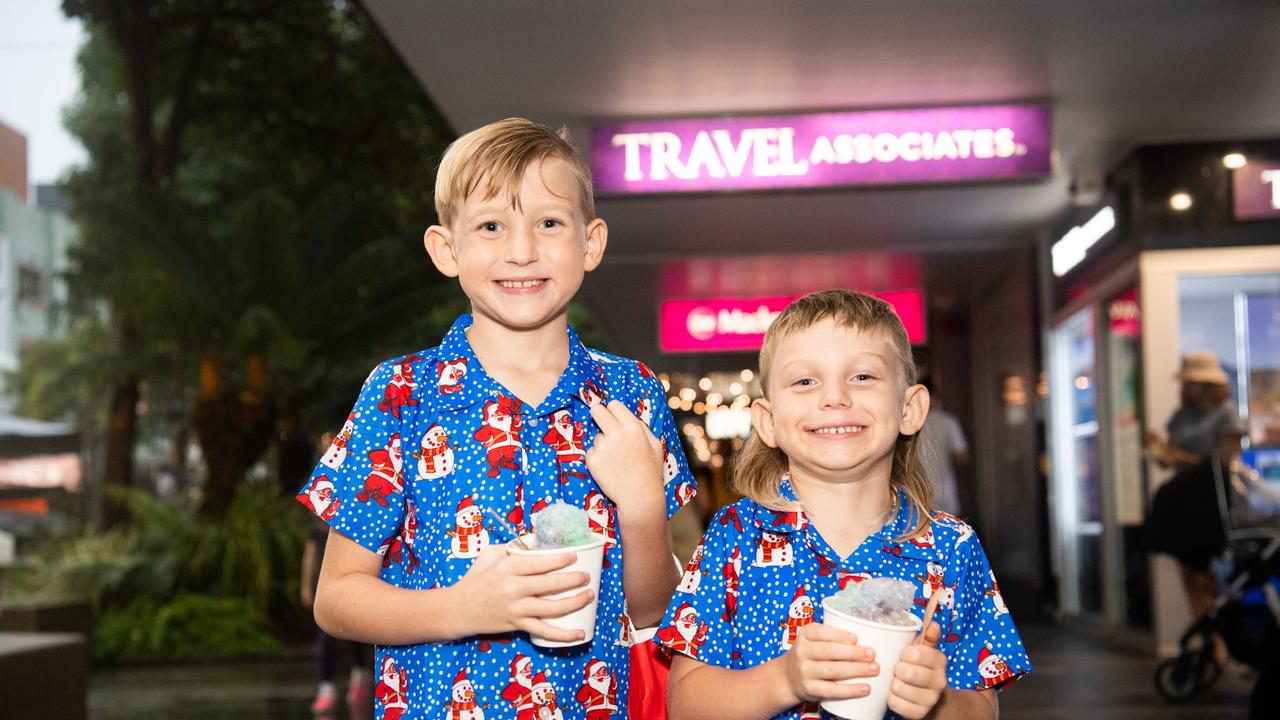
[760,474,942,562]
[434,313,609,415]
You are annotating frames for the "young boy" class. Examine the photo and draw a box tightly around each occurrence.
[298,117,695,719]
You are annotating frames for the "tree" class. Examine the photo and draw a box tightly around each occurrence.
[55,0,458,518]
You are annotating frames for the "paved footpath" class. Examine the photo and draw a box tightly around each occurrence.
[88,622,1253,719]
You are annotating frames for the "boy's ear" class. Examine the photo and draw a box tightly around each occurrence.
[750,398,779,448]
[899,384,930,436]
[582,217,608,272]
[423,225,459,277]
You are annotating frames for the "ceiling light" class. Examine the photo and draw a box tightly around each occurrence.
[1223,153,1247,170]
[1169,192,1193,211]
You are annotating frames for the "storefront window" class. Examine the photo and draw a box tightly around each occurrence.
[1178,272,1280,448]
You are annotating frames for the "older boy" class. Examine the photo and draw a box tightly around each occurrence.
[299,118,695,719]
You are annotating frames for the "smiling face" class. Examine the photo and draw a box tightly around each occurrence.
[750,318,927,488]
[424,156,607,336]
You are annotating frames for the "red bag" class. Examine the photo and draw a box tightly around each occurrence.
[628,627,671,718]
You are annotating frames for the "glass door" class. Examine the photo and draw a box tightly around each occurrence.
[1050,307,1105,614]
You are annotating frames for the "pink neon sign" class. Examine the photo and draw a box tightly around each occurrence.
[659,290,927,353]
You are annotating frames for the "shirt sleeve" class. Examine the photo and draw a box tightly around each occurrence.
[295,360,407,553]
[1213,404,1246,438]
[655,508,737,668]
[637,370,698,519]
[943,532,1032,691]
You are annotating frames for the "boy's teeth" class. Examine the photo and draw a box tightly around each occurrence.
[499,279,543,288]
[813,425,863,434]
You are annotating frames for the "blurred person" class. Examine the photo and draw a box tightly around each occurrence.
[301,517,373,714]
[1146,352,1244,471]
[1147,352,1247,663]
[916,379,969,516]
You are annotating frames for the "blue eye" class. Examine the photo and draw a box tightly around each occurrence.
[792,378,815,387]
[853,374,875,382]
[479,221,501,233]
[540,218,563,229]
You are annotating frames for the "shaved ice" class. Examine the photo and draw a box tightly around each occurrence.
[827,577,916,626]
[533,501,595,548]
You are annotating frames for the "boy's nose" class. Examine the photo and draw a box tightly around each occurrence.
[504,226,538,264]
[820,383,853,408]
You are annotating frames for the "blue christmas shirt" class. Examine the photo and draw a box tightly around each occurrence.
[656,476,1030,720]
[296,314,696,720]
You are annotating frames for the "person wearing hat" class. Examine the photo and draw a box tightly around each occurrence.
[1147,352,1245,470]
[1147,351,1247,667]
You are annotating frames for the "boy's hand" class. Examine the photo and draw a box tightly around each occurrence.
[887,622,948,719]
[586,400,665,512]
[453,545,594,644]
[781,623,878,704]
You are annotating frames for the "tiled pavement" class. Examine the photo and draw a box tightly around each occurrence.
[87,622,1254,719]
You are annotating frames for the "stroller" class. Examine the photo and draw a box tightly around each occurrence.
[1154,455,1280,703]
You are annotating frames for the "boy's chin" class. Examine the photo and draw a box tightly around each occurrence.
[473,306,571,333]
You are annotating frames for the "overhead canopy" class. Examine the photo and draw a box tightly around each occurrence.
[363,0,1280,364]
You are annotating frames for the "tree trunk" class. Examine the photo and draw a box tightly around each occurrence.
[191,353,277,516]
[101,375,139,528]
[276,408,315,497]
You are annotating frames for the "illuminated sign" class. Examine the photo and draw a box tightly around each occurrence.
[1051,206,1116,277]
[660,290,926,353]
[592,105,1051,193]
[1233,161,1280,220]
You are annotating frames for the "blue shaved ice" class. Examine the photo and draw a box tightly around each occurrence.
[533,501,595,548]
[828,577,917,626]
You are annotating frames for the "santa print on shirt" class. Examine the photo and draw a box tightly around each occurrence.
[583,489,616,544]
[295,316,704,720]
[543,409,589,484]
[377,499,420,574]
[780,586,815,650]
[657,602,709,658]
[320,412,357,469]
[508,481,528,536]
[297,475,339,521]
[474,396,524,478]
[374,656,409,720]
[722,545,742,622]
[575,658,618,720]
[579,378,605,407]
[355,433,403,507]
[501,654,537,720]
[654,483,1032,720]
[448,495,490,559]
[437,357,468,394]
[447,668,487,720]
[378,354,422,418]
[415,422,454,480]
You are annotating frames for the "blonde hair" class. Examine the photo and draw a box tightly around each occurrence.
[731,289,934,539]
[433,118,595,227]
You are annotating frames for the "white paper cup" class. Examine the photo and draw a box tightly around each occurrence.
[506,533,608,647]
[819,596,923,720]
